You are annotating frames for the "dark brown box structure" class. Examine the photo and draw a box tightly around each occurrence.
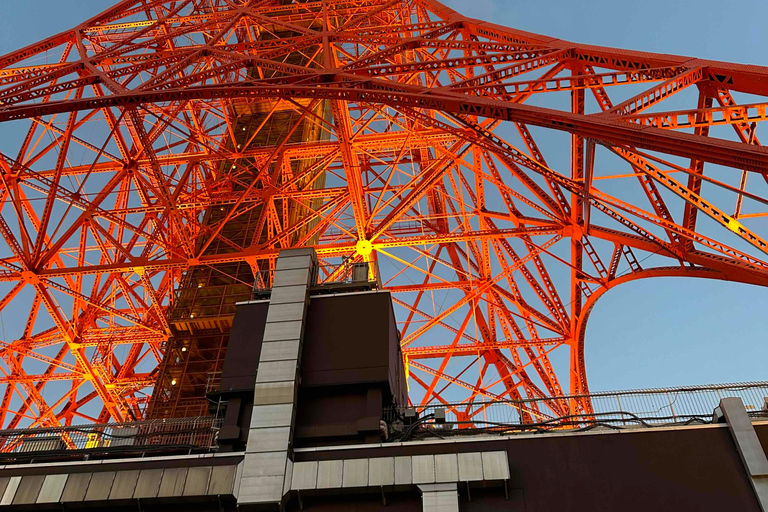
[215,290,407,449]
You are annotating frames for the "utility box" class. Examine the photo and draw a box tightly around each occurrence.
[295,290,407,445]
[19,436,67,453]
[351,261,369,282]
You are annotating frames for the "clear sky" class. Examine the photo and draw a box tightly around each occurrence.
[0,0,766,393]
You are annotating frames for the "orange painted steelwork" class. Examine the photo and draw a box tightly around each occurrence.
[0,0,767,426]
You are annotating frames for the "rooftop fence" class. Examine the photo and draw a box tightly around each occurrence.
[0,416,221,460]
[253,259,380,294]
[0,382,764,461]
[386,381,768,438]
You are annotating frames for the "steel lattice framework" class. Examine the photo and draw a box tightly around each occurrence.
[0,0,767,427]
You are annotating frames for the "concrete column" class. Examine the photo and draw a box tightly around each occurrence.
[238,248,316,509]
[418,483,460,512]
[719,397,768,512]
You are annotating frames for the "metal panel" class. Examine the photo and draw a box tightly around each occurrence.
[394,456,412,485]
[316,460,343,489]
[421,485,460,512]
[262,320,303,342]
[255,360,298,384]
[0,478,10,502]
[242,451,289,478]
[350,262,368,282]
[720,397,768,508]
[283,459,293,495]
[19,436,66,453]
[275,255,314,272]
[435,453,459,483]
[133,469,162,498]
[246,426,291,453]
[0,476,20,505]
[272,268,311,288]
[84,471,116,501]
[208,465,237,495]
[238,475,284,503]
[253,381,296,405]
[37,474,68,503]
[260,340,301,362]
[233,462,244,499]
[420,483,459,491]
[158,468,188,497]
[482,451,510,480]
[368,457,395,487]
[265,302,307,324]
[183,466,212,496]
[458,452,483,482]
[60,473,91,502]
[250,403,294,429]
[278,248,315,258]
[412,455,436,484]
[109,470,139,500]
[291,461,318,490]
[269,284,309,305]
[110,426,138,447]
[12,474,44,504]
[342,459,369,488]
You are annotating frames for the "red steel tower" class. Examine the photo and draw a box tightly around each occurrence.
[0,0,767,427]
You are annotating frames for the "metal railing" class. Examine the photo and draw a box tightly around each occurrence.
[170,283,252,321]
[0,383,764,457]
[314,260,379,288]
[0,416,221,458]
[252,259,380,293]
[386,381,768,438]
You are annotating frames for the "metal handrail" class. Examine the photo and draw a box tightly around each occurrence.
[252,259,380,293]
[385,381,768,433]
[0,416,222,454]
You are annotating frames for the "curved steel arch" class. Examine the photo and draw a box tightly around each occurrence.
[573,266,768,394]
[0,0,766,426]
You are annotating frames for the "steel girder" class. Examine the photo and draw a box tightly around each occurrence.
[0,0,765,426]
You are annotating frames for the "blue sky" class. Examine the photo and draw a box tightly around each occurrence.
[444,0,768,390]
[0,0,766,393]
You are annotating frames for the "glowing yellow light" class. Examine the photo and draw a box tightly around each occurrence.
[181,346,187,352]
[85,433,100,449]
[356,239,373,258]
[404,354,410,392]
[171,379,177,386]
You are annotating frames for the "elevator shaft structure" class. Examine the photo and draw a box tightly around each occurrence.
[146,11,332,419]
[0,0,768,427]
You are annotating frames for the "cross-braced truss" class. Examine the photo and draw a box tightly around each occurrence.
[0,0,767,426]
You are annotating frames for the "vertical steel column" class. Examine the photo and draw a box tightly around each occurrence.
[719,397,768,511]
[237,248,316,508]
